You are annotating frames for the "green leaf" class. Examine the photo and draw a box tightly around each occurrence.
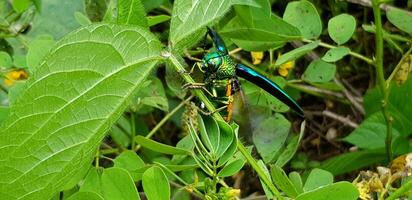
[220,0,301,51]
[27,0,84,39]
[0,24,162,200]
[302,59,336,83]
[253,114,291,163]
[131,77,169,112]
[283,0,322,39]
[215,120,234,158]
[12,0,31,13]
[303,168,334,192]
[202,115,221,155]
[0,51,12,68]
[142,166,170,200]
[27,36,55,71]
[74,11,92,26]
[110,115,132,147]
[218,158,245,177]
[66,192,104,200]
[171,135,194,164]
[275,121,305,167]
[114,150,146,181]
[322,47,350,62]
[142,0,165,12]
[79,168,103,196]
[217,133,238,167]
[328,14,356,45]
[271,164,299,198]
[363,78,412,135]
[289,171,304,194]
[275,41,319,66]
[135,135,191,155]
[147,15,170,27]
[344,112,399,149]
[102,168,140,200]
[117,0,148,27]
[387,8,412,35]
[296,182,359,200]
[169,0,257,52]
[0,106,9,124]
[320,149,386,175]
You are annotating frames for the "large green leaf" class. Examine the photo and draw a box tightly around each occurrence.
[117,0,148,27]
[169,0,257,52]
[102,168,140,200]
[0,24,162,200]
[283,0,322,39]
[113,150,146,181]
[220,0,301,51]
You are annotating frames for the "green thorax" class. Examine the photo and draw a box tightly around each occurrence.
[202,52,236,80]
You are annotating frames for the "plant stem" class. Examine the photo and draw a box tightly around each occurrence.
[371,0,393,161]
[134,95,192,151]
[237,141,283,200]
[302,39,374,65]
[386,178,412,200]
[130,112,136,150]
[168,53,283,199]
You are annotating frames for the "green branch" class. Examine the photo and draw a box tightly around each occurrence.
[371,0,393,161]
[302,39,374,65]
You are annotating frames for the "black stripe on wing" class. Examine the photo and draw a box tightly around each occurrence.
[235,63,304,118]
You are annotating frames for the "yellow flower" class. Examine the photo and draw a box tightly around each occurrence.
[4,69,28,86]
[251,51,264,65]
[278,60,295,77]
[225,188,241,199]
[277,52,295,77]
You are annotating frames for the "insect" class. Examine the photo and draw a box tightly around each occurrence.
[184,27,304,122]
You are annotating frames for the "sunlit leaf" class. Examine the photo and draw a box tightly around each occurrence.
[303,168,334,192]
[0,24,162,199]
[142,166,170,200]
[283,0,322,39]
[322,47,350,62]
[387,8,412,35]
[117,0,147,27]
[66,191,104,200]
[302,59,336,83]
[328,14,356,45]
[102,168,140,200]
[275,41,319,66]
[271,164,299,198]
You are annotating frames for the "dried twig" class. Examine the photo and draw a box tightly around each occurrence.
[322,110,359,128]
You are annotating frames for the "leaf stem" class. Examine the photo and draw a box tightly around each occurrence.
[168,53,283,199]
[371,0,393,161]
[302,39,374,65]
[130,112,136,150]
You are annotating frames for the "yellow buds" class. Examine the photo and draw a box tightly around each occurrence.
[4,69,28,86]
[251,51,264,65]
